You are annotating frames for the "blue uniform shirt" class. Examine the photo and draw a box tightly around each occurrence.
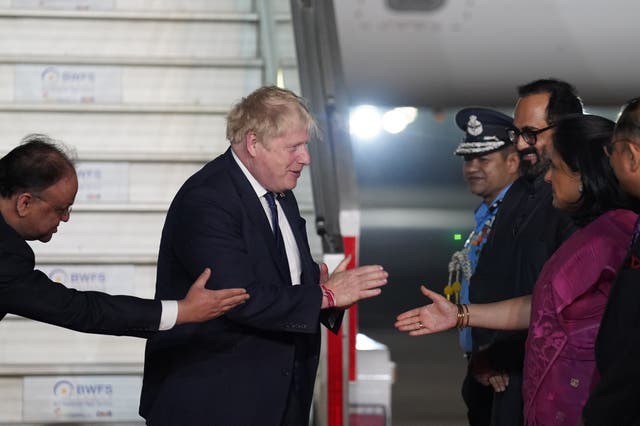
[459,184,512,352]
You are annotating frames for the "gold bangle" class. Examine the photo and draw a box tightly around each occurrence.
[463,303,470,328]
[456,303,470,329]
[456,303,464,329]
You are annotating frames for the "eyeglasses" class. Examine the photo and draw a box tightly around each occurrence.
[34,194,73,218]
[507,125,555,146]
[603,138,628,157]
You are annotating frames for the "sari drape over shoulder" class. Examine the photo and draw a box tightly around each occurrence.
[523,209,637,425]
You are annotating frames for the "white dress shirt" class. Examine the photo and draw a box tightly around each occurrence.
[232,150,302,285]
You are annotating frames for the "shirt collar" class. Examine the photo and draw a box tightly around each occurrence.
[231,149,269,198]
[474,183,512,223]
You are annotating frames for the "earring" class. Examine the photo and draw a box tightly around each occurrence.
[578,183,583,193]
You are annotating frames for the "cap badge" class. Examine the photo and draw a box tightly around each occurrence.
[467,115,483,137]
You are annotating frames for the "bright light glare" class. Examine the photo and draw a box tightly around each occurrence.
[396,107,418,123]
[382,107,418,134]
[349,105,382,139]
[382,109,406,134]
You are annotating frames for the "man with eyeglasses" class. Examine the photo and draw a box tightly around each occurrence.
[468,79,579,425]
[0,134,250,337]
[581,98,640,425]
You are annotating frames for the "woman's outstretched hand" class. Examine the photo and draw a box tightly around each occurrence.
[394,285,458,336]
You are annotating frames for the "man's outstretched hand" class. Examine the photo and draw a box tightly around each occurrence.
[176,268,250,324]
[321,255,388,309]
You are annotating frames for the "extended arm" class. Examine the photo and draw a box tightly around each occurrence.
[318,255,387,309]
[169,186,386,334]
[0,252,248,337]
[394,285,530,336]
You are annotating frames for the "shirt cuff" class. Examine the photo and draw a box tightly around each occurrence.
[159,300,178,330]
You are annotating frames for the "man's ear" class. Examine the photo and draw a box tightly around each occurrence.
[507,151,520,174]
[245,131,258,157]
[15,193,33,217]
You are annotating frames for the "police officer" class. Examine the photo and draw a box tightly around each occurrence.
[449,108,520,426]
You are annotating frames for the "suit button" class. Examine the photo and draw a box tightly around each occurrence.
[282,369,290,376]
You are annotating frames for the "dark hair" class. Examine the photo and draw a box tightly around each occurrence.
[0,134,76,198]
[552,114,630,226]
[495,143,517,160]
[614,97,640,141]
[518,79,584,125]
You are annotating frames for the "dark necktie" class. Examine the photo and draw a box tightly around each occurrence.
[265,192,285,253]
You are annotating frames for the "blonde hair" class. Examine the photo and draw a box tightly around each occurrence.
[226,86,318,146]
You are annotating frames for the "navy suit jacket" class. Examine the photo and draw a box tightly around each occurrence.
[140,149,341,425]
[0,213,160,337]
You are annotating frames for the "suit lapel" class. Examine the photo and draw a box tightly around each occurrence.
[279,193,316,286]
[224,150,292,284]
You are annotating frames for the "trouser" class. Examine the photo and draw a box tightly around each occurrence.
[462,363,525,426]
[280,358,310,426]
[462,363,494,426]
[490,372,524,426]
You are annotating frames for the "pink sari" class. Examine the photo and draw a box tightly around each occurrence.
[523,209,637,425]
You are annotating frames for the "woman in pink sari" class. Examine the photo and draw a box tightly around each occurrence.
[396,114,637,425]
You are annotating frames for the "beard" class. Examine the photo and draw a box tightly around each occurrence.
[519,147,551,179]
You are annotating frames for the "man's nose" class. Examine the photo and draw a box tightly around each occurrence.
[464,159,480,170]
[299,146,311,165]
[515,135,529,151]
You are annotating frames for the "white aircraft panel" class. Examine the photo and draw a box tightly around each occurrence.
[11,0,114,10]
[0,321,146,364]
[0,379,22,422]
[30,212,165,256]
[0,112,228,157]
[121,66,261,105]
[6,0,252,12]
[276,21,296,60]
[115,0,252,13]
[37,264,154,297]
[0,19,257,59]
[282,67,301,96]
[0,65,14,102]
[15,65,123,104]
[126,162,201,203]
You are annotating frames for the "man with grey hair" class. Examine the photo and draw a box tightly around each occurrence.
[140,86,388,425]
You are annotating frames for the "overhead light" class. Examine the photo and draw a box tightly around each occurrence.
[349,105,382,139]
[382,107,417,134]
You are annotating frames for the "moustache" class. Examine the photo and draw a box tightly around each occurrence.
[518,147,538,160]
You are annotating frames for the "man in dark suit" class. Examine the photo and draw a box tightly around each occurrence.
[582,98,640,425]
[396,80,580,425]
[467,79,580,425]
[450,80,581,425]
[0,136,250,337]
[139,86,388,425]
